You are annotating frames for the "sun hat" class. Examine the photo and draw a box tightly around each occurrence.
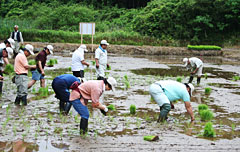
[5,47,14,59]
[183,58,189,67]
[107,77,117,91]
[79,45,88,52]
[47,45,54,54]
[100,40,109,46]
[25,44,34,55]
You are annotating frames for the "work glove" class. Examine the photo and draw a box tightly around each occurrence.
[100,106,108,116]
[96,64,99,69]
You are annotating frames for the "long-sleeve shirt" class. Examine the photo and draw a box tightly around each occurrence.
[189,57,203,68]
[10,31,24,43]
[69,80,105,107]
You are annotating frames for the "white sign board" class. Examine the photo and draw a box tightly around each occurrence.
[79,23,95,35]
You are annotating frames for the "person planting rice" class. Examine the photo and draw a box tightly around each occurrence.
[52,74,80,115]
[95,40,110,80]
[183,57,203,85]
[149,80,195,122]
[71,44,89,81]
[0,47,14,95]
[28,45,54,89]
[69,77,117,134]
[0,38,15,49]
[14,44,35,105]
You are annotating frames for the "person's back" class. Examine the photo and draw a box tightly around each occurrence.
[189,57,203,68]
[57,74,80,88]
[71,49,84,71]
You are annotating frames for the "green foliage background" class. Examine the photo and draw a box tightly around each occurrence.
[0,0,239,46]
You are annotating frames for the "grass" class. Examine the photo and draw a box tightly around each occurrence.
[203,122,215,137]
[107,104,116,111]
[187,45,221,50]
[130,104,136,114]
[199,110,214,121]
[205,87,212,95]
[4,64,14,75]
[198,104,209,112]
[232,76,240,81]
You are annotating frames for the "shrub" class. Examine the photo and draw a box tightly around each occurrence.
[107,104,116,111]
[205,88,212,95]
[187,45,221,50]
[203,122,215,137]
[200,110,213,121]
[198,104,209,112]
[176,77,182,82]
[130,104,136,114]
[28,60,36,65]
[4,64,14,75]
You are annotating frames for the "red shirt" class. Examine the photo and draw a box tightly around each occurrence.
[36,50,47,72]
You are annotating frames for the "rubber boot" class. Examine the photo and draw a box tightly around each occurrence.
[80,118,88,135]
[97,76,104,80]
[0,82,3,96]
[197,77,201,85]
[188,76,194,83]
[14,96,21,105]
[59,100,65,113]
[63,102,72,115]
[22,95,28,106]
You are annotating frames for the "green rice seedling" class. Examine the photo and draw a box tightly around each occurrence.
[68,67,72,71]
[205,87,212,95]
[38,87,49,97]
[54,127,63,134]
[123,75,130,89]
[232,76,240,81]
[231,124,236,131]
[47,59,55,67]
[187,45,221,50]
[203,122,215,137]
[91,61,96,66]
[124,75,128,81]
[106,65,111,70]
[204,73,208,79]
[176,77,182,82]
[4,64,14,75]
[143,135,159,141]
[28,60,36,65]
[53,59,58,64]
[200,110,213,121]
[107,104,116,111]
[130,104,136,114]
[198,104,209,112]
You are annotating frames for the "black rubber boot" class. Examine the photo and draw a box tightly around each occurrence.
[188,76,194,83]
[97,76,104,80]
[59,100,65,113]
[197,77,201,85]
[22,95,28,106]
[63,102,72,115]
[80,118,88,135]
[14,96,21,105]
[0,81,3,96]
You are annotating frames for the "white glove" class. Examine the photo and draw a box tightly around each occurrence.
[103,105,108,112]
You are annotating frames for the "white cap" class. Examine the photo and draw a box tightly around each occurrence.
[47,45,53,54]
[183,58,189,67]
[79,45,88,52]
[188,83,194,96]
[5,47,14,59]
[25,44,34,55]
[107,77,117,91]
[100,40,109,46]
[14,25,19,28]
[7,38,15,49]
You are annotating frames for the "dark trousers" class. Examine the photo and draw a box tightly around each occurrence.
[0,70,3,95]
[73,70,84,78]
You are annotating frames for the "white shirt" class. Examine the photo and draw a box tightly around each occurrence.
[189,57,203,68]
[10,31,24,43]
[71,48,85,71]
[0,43,6,49]
[95,47,107,65]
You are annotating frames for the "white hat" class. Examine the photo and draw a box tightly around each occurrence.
[14,25,19,28]
[5,47,13,59]
[107,77,117,91]
[7,38,15,49]
[79,45,88,52]
[100,40,109,46]
[25,44,34,55]
[47,45,53,54]
[183,58,189,67]
[188,83,194,96]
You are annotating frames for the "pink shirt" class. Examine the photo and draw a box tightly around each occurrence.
[70,80,105,107]
[14,53,28,74]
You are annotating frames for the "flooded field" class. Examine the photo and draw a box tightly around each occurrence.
[0,53,240,151]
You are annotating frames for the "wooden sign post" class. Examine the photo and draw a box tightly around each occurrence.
[79,22,95,52]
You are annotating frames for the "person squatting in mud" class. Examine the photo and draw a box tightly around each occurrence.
[149,80,195,122]
[52,74,81,115]
[69,77,117,134]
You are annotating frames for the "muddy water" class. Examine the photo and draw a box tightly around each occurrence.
[0,53,240,151]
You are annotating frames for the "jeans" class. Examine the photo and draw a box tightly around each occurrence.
[71,99,89,119]
[52,77,70,102]
[32,69,44,80]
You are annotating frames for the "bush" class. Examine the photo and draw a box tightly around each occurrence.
[205,88,212,95]
[4,64,14,75]
[130,104,136,114]
[187,45,221,50]
[203,122,215,137]
[200,110,214,121]
[198,104,209,112]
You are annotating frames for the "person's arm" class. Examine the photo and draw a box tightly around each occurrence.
[37,61,45,75]
[3,57,9,65]
[191,67,199,74]
[20,32,24,43]
[184,101,195,121]
[81,60,89,67]
[95,49,100,68]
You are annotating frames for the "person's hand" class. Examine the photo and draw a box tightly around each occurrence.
[0,75,4,80]
[191,117,195,122]
[96,64,99,69]
[100,106,108,116]
[87,63,90,67]
[41,71,45,76]
[107,64,110,68]
[191,71,195,75]
[171,103,175,109]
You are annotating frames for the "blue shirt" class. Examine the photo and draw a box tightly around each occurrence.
[156,80,190,102]
[57,74,80,89]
